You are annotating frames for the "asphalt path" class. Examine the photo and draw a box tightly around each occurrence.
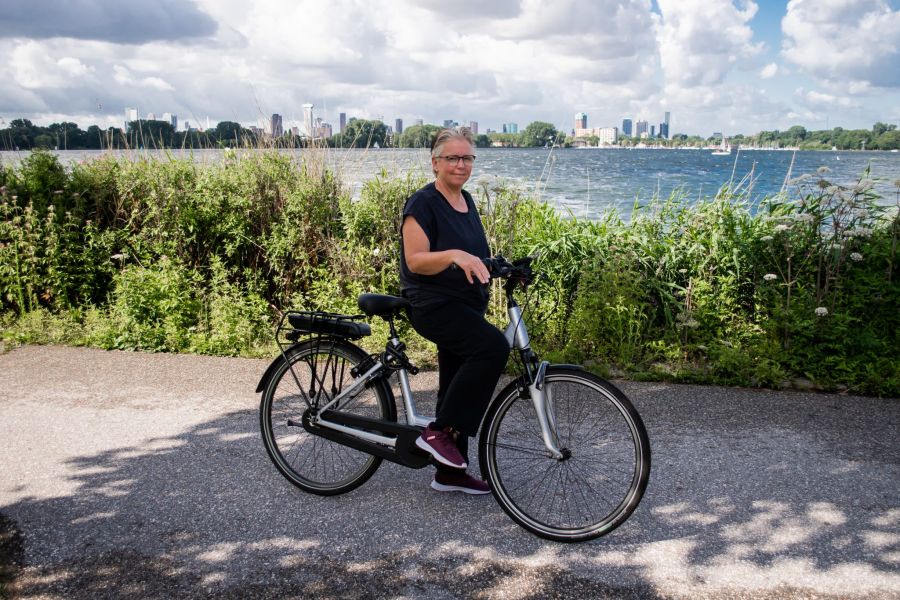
[0,345,898,599]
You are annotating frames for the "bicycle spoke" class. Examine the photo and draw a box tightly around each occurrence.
[262,341,389,495]
[487,441,553,457]
[485,370,649,540]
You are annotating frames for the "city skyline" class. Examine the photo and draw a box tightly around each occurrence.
[1,1,899,137]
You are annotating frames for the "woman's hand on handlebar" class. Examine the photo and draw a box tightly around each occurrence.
[483,255,536,283]
[453,251,491,284]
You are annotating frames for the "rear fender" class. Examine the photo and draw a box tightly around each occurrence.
[255,341,320,393]
[256,355,288,393]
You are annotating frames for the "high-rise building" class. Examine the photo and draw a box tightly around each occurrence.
[271,113,283,138]
[503,123,518,134]
[146,112,156,121]
[124,107,138,128]
[302,104,314,138]
[664,111,671,125]
[575,112,587,130]
[162,112,177,130]
[659,122,669,139]
[339,112,346,133]
[650,125,656,137]
[622,118,633,136]
[395,118,403,134]
[314,118,332,139]
[415,119,424,127]
[598,127,618,145]
[443,119,459,128]
[469,121,478,135]
[635,120,649,137]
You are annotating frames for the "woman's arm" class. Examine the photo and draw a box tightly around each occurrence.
[402,216,490,284]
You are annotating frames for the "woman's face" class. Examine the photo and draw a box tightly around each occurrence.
[432,138,475,188]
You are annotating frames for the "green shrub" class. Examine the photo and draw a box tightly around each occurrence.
[2,149,898,395]
[101,257,200,352]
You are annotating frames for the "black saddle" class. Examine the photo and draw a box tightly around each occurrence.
[357,294,411,318]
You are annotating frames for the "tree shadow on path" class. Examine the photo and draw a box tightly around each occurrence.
[1,372,898,598]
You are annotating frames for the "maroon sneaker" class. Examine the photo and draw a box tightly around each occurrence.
[431,471,490,495]
[415,425,467,469]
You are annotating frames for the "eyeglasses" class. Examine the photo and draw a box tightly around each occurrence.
[436,155,476,166]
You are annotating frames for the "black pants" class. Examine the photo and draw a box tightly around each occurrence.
[409,301,510,471]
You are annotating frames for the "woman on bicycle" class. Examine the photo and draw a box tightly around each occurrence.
[400,127,510,495]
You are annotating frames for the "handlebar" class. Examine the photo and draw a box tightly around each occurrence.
[449,255,537,288]
[483,255,536,287]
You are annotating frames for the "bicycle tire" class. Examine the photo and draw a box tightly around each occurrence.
[260,339,396,496]
[479,367,650,542]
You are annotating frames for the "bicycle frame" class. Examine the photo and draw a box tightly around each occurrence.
[309,288,566,460]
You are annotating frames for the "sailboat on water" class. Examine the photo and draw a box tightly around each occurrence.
[711,134,731,156]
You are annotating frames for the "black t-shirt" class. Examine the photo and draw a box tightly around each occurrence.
[400,182,490,310]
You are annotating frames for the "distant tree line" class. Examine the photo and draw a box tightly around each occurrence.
[0,118,565,151]
[618,123,900,151]
[322,119,563,149]
[4,117,896,152]
[0,118,266,151]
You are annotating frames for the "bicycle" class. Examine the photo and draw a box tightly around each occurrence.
[257,256,650,542]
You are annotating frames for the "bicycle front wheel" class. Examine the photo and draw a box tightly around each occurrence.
[479,367,650,542]
[260,339,395,496]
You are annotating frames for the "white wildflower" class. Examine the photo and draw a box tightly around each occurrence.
[764,273,778,281]
[473,174,495,187]
[373,247,380,256]
[850,252,863,262]
[815,307,829,317]
[817,166,832,175]
[796,213,815,223]
[825,185,840,195]
[774,224,790,232]
[855,209,868,218]
[678,268,688,274]
[761,235,774,242]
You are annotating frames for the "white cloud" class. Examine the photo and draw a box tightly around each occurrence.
[9,41,95,89]
[112,65,174,91]
[760,63,779,79]
[0,0,896,136]
[656,0,763,88]
[798,88,861,108]
[782,0,900,89]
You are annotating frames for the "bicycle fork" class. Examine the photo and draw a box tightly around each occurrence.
[506,303,565,461]
[528,360,565,460]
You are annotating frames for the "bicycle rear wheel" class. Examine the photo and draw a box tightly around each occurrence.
[479,367,650,542]
[260,339,395,495]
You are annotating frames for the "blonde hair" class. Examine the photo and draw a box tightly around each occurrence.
[431,127,475,159]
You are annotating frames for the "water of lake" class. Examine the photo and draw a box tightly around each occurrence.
[3,147,899,218]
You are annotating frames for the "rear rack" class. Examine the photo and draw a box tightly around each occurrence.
[274,310,373,411]
[276,310,371,348]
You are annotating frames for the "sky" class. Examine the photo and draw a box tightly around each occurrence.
[1,0,899,137]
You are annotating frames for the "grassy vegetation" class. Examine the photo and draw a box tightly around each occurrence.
[1,149,898,395]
